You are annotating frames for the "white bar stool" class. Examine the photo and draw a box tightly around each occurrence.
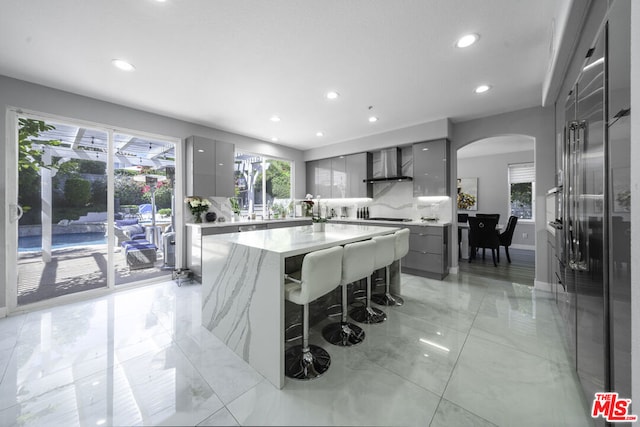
[322,239,376,345]
[372,228,409,306]
[348,240,387,324]
[370,233,403,306]
[284,245,343,380]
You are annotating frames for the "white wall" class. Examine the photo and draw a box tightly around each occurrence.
[0,75,305,310]
[457,150,536,248]
[450,106,556,286]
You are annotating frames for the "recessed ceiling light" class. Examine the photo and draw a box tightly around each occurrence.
[197,149,204,153]
[316,132,324,137]
[270,115,281,122]
[111,59,135,71]
[456,34,479,48]
[326,91,339,100]
[368,116,378,123]
[474,84,491,94]
[271,137,278,142]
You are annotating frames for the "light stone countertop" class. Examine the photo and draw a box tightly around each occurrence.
[328,218,452,227]
[186,217,311,228]
[203,222,399,257]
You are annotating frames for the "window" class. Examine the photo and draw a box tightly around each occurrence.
[508,163,535,220]
[234,152,292,217]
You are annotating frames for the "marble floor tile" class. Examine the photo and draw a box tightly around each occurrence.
[443,334,593,427]
[430,398,498,427]
[343,309,468,395]
[227,349,440,426]
[197,407,240,426]
[0,266,594,427]
[175,329,264,405]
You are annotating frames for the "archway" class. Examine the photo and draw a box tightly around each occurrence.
[455,134,536,284]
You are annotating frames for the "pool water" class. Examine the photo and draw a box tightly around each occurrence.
[19,232,107,252]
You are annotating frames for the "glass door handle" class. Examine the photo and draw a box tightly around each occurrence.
[10,204,23,223]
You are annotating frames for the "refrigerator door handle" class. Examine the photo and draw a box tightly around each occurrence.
[568,121,588,271]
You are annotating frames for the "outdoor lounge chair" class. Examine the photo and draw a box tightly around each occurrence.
[114,219,147,246]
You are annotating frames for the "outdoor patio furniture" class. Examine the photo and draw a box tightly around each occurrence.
[114,219,147,246]
[121,239,157,270]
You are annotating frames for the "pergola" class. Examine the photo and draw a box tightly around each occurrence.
[26,123,175,262]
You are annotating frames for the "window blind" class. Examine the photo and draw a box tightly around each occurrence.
[508,163,535,183]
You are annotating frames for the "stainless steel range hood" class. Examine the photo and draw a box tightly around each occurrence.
[365,147,412,183]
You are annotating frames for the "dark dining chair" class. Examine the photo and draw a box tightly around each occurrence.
[476,213,500,222]
[498,216,518,263]
[457,213,469,258]
[468,217,500,267]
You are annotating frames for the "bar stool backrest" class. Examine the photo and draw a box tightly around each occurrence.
[373,234,396,269]
[341,240,376,286]
[394,228,411,261]
[295,246,343,304]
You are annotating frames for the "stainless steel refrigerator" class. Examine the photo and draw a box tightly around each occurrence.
[560,0,631,413]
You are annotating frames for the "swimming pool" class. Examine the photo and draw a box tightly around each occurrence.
[19,232,107,252]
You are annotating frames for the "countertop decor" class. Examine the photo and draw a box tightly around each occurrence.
[185,196,211,223]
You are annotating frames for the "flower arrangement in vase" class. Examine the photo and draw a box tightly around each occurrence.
[185,196,211,223]
[302,194,315,217]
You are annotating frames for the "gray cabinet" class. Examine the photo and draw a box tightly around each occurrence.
[306,160,318,196]
[402,225,449,279]
[328,220,448,279]
[331,156,347,198]
[306,153,371,199]
[317,158,332,198]
[186,136,234,198]
[413,139,450,197]
[346,153,372,198]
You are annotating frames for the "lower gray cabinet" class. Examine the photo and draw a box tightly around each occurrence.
[402,225,449,279]
[328,220,449,279]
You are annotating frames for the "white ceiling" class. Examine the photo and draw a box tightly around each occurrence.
[0,0,567,151]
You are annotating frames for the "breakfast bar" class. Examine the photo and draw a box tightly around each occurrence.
[201,223,400,388]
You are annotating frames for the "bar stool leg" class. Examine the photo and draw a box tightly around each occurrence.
[350,276,386,324]
[371,265,404,306]
[285,303,331,380]
[322,283,366,346]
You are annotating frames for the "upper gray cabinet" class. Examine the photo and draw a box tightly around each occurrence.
[346,153,372,198]
[331,156,347,198]
[305,152,371,199]
[186,136,235,197]
[412,139,450,197]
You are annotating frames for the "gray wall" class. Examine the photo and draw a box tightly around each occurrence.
[629,0,639,408]
[304,118,451,160]
[457,150,536,248]
[0,75,305,311]
[451,106,556,287]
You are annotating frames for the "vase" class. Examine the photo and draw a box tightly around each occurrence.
[312,222,325,232]
[194,212,202,223]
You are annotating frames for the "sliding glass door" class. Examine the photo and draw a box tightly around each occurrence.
[8,110,179,309]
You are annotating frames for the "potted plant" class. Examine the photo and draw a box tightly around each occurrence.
[185,196,211,223]
[229,197,241,221]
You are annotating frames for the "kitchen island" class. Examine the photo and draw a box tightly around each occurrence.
[201,223,400,388]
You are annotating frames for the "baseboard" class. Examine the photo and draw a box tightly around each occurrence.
[534,280,552,291]
[511,244,535,250]
[449,266,459,274]
[0,306,6,318]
